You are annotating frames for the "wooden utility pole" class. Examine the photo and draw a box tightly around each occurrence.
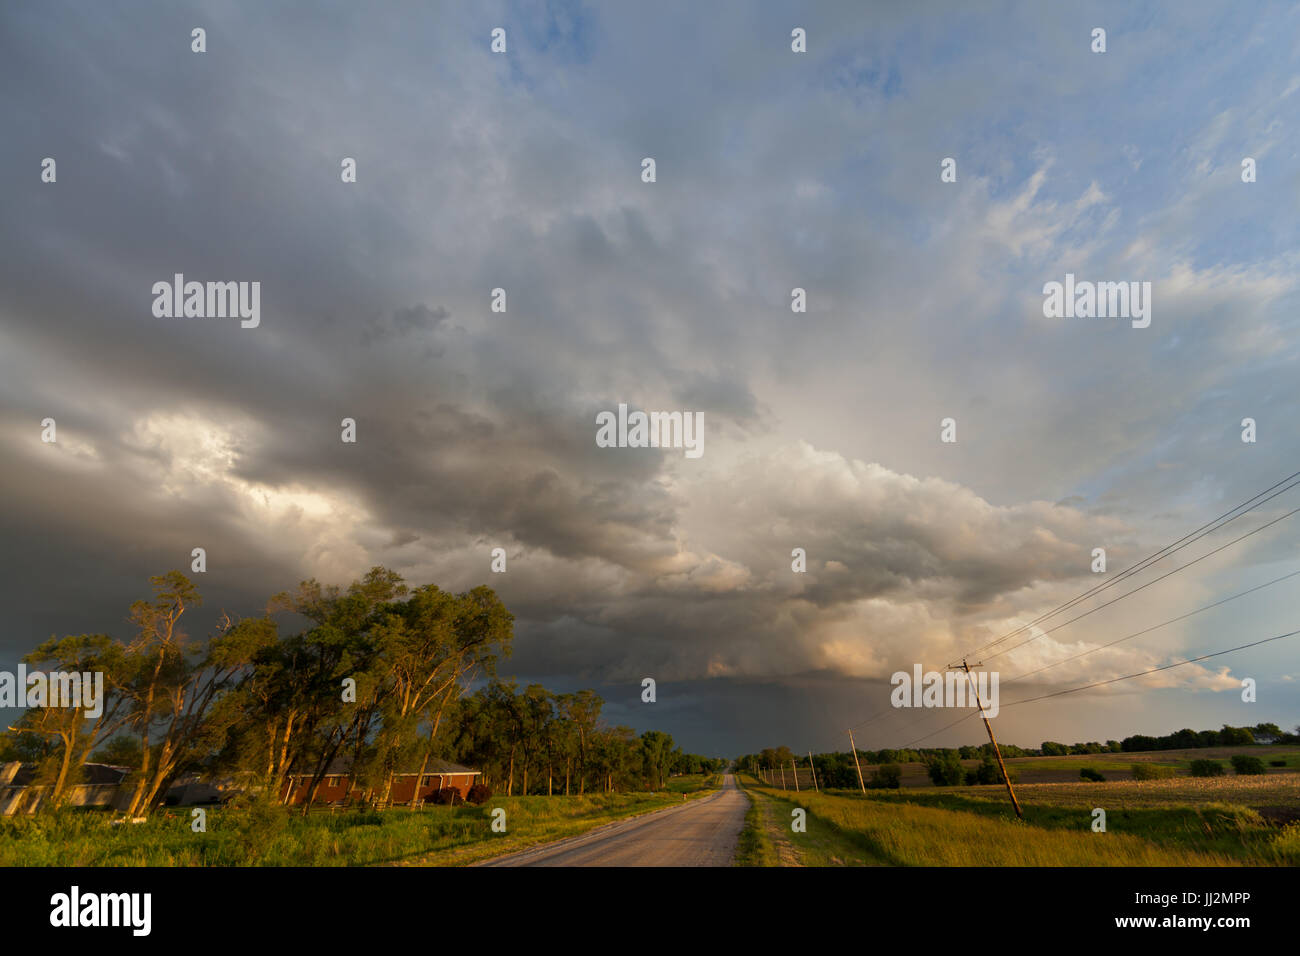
[848,729,866,794]
[791,758,800,792]
[808,751,819,792]
[961,659,1022,820]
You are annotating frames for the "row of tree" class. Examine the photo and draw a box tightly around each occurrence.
[738,722,1296,788]
[445,682,724,795]
[1,568,723,816]
[1039,724,1292,755]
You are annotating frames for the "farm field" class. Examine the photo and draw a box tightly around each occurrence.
[838,745,1300,788]
[737,766,1300,867]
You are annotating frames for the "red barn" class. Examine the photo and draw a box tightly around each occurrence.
[280,757,480,807]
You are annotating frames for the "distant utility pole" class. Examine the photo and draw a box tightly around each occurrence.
[960,659,1023,820]
[792,758,800,792]
[848,729,866,794]
[808,752,819,792]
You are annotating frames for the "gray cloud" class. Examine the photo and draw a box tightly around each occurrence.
[3,0,1298,753]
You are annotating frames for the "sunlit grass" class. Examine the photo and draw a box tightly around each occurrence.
[739,776,1292,866]
[0,776,720,867]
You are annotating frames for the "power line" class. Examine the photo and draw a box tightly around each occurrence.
[837,522,1294,738]
[897,711,977,750]
[957,469,1300,662]
[848,500,1298,734]
[981,506,1300,663]
[1002,566,1300,684]
[877,627,1300,751]
[831,467,1300,754]
[999,628,1300,708]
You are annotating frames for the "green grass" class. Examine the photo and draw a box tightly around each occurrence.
[873,745,1300,789]
[666,773,721,794]
[733,777,778,866]
[736,775,1297,866]
[0,779,719,867]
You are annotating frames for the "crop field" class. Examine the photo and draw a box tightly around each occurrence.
[811,745,1300,789]
[737,764,1300,867]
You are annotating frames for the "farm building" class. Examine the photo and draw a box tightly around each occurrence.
[0,761,134,815]
[279,757,481,806]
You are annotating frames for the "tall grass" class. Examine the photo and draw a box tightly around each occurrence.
[746,784,1260,866]
[0,785,712,867]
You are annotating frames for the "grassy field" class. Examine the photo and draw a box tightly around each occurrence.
[874,745,1300,788]
[0,775,721,867]
[736,772,1300,866]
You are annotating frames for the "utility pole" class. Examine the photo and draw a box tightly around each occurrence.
[808,751,819,792]
[960,659,1022,820]
[792,758,800,792]
[848,729,866,794]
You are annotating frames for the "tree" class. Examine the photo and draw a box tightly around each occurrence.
[6,633,129,809]
[870,763,902,789]
[927,751,965,786]
[1218,725,1255,746]
[120,571,201,818]
[1230,754,1266,775]
[369,584,512,806]
[639,730,674,789]
[127,610,271,817]
[560,689,601,794]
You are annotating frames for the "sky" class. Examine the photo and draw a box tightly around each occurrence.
[2,1,1299,758]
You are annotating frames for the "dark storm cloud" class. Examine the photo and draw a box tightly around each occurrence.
[3,1,1299,752]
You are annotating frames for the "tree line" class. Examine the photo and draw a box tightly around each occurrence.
[738,721,1297,789]
[1,567,723,817]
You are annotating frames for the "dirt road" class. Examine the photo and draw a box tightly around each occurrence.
[478,774,750,867]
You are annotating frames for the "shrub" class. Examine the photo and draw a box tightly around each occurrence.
[1230,755,1267,776]
[1080,767,1106,782]
[927,753,965,787]
[1269,759,1286,768]
[869,763,902,789]
[465,783,492,804]
[223,791,288,864]
[1130,763,1177,780]
[1189,759,1225,777]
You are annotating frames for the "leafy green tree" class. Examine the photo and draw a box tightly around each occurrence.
[1218,725,1255,746]
[639,730,675,789]
[870,763,902,789]
[6,633,129,808]
[927,751,965,786]
[1230,754,1266,775]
